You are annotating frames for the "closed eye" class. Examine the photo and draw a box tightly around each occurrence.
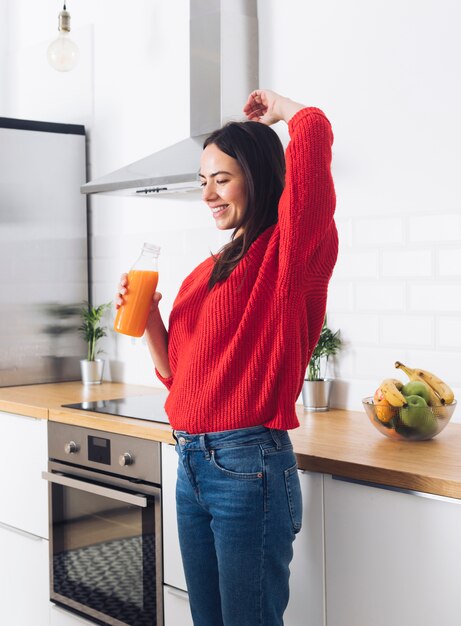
[200,178,229,187]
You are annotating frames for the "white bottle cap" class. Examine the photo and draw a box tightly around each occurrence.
[142,242,161,255]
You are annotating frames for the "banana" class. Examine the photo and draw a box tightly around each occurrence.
[413,368,454,405]
[380,378,407,407]
[395,361,454,405]
[394,361,441,405]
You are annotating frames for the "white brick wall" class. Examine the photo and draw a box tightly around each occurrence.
[438,248,461,276]
[355,281,406,312]
[409,283,461,313]
[329,211,461,417]
[437,316,461,348]
[382,249,433,278]
[381,315,434,347]
[407,214,461,243]
[353,217,405,246]
[333,250,378,279]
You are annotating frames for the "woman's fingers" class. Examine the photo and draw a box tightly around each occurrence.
[115,273,129,309]
[150,292,163,312]
[243,89,283,124]
[243,90,268,119]
[115,277,162,313]
[115,288,126,309]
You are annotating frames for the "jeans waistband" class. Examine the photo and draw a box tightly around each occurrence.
[173,425,290,451]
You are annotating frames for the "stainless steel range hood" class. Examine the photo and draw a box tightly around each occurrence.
[81,0,258,197]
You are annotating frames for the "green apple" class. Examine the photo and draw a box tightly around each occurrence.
[401,380,431,405]
[400,394,430,428]
[415,414,439,438]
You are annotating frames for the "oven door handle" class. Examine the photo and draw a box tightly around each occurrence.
[42,471,148,508]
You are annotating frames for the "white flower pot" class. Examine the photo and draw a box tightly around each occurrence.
[302,378,333,411]
[80,359,104,385]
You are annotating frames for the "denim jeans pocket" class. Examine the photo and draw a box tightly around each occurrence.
[210,445,264,480]
[284,464,303,533]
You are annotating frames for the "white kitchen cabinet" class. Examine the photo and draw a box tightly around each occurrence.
[0,411,48,538]
[162,442,194,625]
[0,520,49,626]
[0,411,50,625]
[162,442,188,592]
[163,585,194,626]
[324,474,461,626]
[284,470,325,626]
[49,603,95,626]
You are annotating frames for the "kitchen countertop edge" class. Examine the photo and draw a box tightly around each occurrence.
[2,381,461,500]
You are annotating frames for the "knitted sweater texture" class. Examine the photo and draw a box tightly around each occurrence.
[156,107,338,433]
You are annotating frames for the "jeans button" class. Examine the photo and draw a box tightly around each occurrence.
[178,436,186,446]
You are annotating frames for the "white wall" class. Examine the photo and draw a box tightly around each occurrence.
[2,0,460,414]
[258,0,461,412]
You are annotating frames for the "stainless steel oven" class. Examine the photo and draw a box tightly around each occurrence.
[43,422,163,626]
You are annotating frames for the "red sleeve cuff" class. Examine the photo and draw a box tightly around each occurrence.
[288,106,329,136]
[155,368,174,390]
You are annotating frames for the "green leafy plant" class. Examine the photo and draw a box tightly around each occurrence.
[306,316,342,381]
[79,301,112,361]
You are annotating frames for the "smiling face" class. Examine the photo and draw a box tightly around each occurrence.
[199,143,248,232]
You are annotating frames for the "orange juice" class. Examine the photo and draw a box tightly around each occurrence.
[114,269,159,337]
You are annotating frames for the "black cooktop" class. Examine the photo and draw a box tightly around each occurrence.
[62,394,170,424]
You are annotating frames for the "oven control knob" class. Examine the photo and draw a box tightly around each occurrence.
[64,441,79,454]
[119,452,134,467]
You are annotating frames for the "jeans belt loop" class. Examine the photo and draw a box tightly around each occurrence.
[199,434,211,460]
[270,428,282,450]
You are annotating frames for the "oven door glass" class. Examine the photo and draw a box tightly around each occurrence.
[49,472,161,626]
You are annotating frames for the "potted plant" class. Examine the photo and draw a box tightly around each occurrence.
[79,300,112,384]
[302,316,342,411]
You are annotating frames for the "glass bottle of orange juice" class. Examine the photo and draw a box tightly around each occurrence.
[114,243,160,337]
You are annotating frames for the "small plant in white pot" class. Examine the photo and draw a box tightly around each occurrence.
[302,316,342,411]
[79,301,112,385]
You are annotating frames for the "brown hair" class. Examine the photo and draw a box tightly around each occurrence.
[203,121,286,289]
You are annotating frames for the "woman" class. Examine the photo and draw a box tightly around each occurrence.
[116,89,338,625]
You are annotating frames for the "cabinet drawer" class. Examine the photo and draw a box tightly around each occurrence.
[0,412,48,538]
[324,475,461,626]
[162,442,187,591]
[0,522,49,626]
[284,470,325,626]
[163,585,193,626]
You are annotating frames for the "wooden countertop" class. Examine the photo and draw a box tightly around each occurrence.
[0,381,174,444]
[1,381,461,499]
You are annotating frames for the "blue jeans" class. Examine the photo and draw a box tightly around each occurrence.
[174,425,302,626]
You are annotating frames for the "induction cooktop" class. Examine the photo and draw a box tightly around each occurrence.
[62,393,170,424]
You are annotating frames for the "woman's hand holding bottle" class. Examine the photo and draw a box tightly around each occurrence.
[113,243,160,338]
[115,273,162,314]
[115,272,171,377]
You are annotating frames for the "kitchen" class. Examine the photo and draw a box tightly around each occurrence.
[1,1,461,625]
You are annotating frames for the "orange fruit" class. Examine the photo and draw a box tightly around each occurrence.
[373,387,398,424]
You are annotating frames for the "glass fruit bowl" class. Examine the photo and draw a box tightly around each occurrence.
[362,397,457,441]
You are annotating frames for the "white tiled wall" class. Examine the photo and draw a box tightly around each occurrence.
[2,0,460,416]
[328,210,461,412]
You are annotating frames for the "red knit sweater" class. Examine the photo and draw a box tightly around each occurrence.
[156,107,338,433]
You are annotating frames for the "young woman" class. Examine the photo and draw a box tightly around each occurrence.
[116,89,338,625]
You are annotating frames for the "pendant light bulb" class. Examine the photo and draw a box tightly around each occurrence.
[47,3,79,72]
